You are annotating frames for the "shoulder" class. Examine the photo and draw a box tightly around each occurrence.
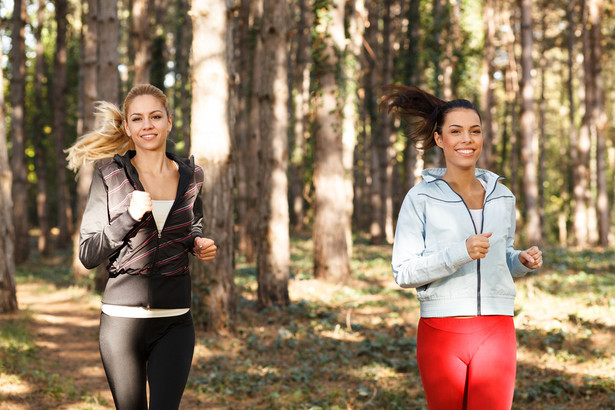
[98,159,124,180]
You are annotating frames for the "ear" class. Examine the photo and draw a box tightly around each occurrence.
[123,119,132,137]
[167,115,173,133]
[434,132,444,149]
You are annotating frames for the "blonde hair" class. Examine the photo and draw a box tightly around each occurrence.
[65,84,169,171]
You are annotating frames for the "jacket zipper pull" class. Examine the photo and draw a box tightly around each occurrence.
[158,232,162,239]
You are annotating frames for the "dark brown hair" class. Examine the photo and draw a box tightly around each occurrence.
[379,85,481,150]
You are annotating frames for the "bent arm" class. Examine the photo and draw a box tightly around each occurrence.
[391,195,474,288]
[79,171,139,269]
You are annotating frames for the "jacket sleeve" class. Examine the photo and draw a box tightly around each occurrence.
[79,169,140,269]
[391,193,474,289]
[188,167,205,252]
[506,196,534,277]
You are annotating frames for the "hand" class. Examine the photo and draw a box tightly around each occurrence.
[128,190,152,221]
[519,246,543,270]
[466,232,492,260]
[194,237,217,261]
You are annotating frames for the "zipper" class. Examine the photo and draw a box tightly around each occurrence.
[437,176,501,316]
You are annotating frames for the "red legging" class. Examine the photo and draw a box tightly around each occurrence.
[417,315,517,410]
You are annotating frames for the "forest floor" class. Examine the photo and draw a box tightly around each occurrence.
[0,235,614,409]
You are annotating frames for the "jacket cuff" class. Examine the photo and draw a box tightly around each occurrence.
[448,241,475,271]
[189,233,204,255]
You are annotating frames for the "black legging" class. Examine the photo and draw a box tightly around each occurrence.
[99,311,195,410]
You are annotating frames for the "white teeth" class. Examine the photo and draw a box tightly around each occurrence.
[457,149,474,154]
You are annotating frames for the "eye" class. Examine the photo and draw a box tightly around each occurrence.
[152,115,163,120]
[131,117,142,122]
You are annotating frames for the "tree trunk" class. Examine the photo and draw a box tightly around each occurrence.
[288,0,312,232]
[366,1,383,243]
[34,0,52,256]
[235,0,260,261]
[53,0,73,250]
[190,0,237,332]
[256,0,290,308]
[576,0,593,246]
[519,0,541,244]
[174,0,192,154]
[98,0,120,104]
[0,38,18,313]
[312,0,350,282]
[379,0,394,244]
[538,10,547,239]
[566,0,584,247]
[342,0,365,255]
[72,0,98,280]
[94,0,120,291]
[10,0,29,265]
[479,0,496,170]
[589,0,607,246]
[132,0,151,84]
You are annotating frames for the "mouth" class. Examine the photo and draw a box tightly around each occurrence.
[455,148,475,156]
[140,134,157,141]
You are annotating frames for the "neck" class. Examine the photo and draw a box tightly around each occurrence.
[131,149,170,174]
[442,166,476,189]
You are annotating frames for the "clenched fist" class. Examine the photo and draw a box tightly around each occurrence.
[466,232,492,260]
[193,237,217,261]
[128,190,152,221]
[519,246,543,270]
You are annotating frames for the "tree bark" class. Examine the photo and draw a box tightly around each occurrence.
[566,0,583,247]
[342,0,366,253]
[576,0,593,246]
[379,0,394,244]
[479,0,496,170]
[10,0,29,265]
[132,0,152,84]
[256,0,290,308]
[288,0,312,232]
[235,0,260,261]
[177,0,192,154]
[98,0,120,104]
[0,37,18,313]
[519,0,541,244]
[588,0,607,246]
[34,0,52,256]
[53,0,73,250]
[190,0,237,332]
[72,0,98,280]
[312,0,351,282]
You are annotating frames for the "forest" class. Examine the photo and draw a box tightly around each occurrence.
[0,0,614,408]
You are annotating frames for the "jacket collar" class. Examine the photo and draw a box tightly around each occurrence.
[113,150,195,199]
[421,168,504,198]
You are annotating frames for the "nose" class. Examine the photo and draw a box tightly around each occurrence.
[461,130,472,142]
[142,117,154,129]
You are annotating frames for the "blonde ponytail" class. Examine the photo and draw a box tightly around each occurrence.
[65,101,134,171]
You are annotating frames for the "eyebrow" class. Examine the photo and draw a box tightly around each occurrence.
[130,110,164,117]
[448,124,481,128]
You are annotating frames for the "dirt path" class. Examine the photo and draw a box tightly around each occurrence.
[2,282,217,410]
[1,282,113,409]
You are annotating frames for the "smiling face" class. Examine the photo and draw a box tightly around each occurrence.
[434,108,483,172]
[123,94,172,153]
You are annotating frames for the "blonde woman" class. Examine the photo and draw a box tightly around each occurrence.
[66,84,216,409]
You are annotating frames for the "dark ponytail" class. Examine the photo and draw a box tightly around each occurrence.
[379,85,481,150]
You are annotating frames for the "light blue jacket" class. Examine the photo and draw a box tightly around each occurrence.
[392,168,533,317]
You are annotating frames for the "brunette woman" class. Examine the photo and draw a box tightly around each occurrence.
[382,85,542,409]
